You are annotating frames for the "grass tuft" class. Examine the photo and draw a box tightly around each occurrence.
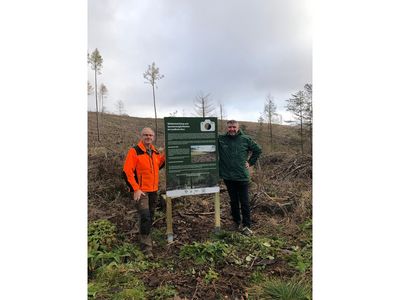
[248,278,311,300]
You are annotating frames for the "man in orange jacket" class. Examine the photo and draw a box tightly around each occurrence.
[123,127,165,257]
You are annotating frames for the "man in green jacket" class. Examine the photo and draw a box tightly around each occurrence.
[218,120,262,235]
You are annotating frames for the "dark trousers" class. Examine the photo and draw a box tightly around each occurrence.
[224,179,251,228]
[132,191,158,235]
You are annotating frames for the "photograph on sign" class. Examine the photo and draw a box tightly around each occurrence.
[190,145,216,163]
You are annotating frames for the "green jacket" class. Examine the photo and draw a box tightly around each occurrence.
[218,129,262,181]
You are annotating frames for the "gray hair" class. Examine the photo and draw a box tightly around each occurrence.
[226,120,239,125]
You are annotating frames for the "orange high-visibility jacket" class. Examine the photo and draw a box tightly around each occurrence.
[123,141,165,192]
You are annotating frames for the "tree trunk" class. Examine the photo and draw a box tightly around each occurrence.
[300,117,304,155]
[99,92,103,113]
[152,83,158,143]
[269,120,273,152]
[309,124,312,155]
[94,68,100,142]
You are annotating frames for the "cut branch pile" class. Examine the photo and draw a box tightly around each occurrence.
[250,152,312,218]
[259,153,312,180]
[88,152,137,235]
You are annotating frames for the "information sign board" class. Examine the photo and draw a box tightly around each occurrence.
[164,117,219,198]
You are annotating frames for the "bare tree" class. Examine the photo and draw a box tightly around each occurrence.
[98,83,108,113]
[88,48,103,141]
[257,113,264,125]
[286,90,306,154]
[115,100,126,116]
[169,110,178,117]
[193,91,215,117]
[87,81,94,96]
[303,83,313,154]
[143,62,164,143]
[263,94,277,152]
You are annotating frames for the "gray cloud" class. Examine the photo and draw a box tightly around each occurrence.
[88,0,312,121]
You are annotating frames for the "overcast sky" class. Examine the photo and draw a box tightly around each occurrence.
[88,0,312,122]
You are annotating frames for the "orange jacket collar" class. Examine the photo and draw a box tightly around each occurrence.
[137,140,156,152]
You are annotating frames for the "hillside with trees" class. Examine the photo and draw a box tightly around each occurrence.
[88,112,312,299]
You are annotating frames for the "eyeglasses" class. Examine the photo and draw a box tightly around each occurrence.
[142,134,154,137]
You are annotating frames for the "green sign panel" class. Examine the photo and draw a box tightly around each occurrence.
[164,117,219,198]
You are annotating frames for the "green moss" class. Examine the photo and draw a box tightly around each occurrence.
[113,287,146,300]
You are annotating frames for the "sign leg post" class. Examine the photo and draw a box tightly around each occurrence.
[166,196,173,242]
[214,192,221,233]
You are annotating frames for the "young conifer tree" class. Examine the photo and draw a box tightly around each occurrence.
[88,48,103,141]
[264,94,277,152]
[143,62,164,143]
[286,90,306,154]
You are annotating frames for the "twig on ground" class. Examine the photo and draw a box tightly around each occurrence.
[182,211,215,216]
[152,216,165,225]
[191,279,200,300]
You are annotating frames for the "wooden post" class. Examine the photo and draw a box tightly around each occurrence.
[166,196,173,242]
[214,192,221,232]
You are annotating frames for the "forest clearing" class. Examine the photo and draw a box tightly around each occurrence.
[88,112,312,299]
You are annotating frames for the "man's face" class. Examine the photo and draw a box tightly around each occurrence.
[227,123,239,136]
[141,129,154,146]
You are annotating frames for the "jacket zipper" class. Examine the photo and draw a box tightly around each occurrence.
[147,152,155,191]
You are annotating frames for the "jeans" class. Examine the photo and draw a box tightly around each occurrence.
[224,179,251,228]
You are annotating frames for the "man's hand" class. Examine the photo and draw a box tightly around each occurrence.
[133,189,145,201]
[245,161,254,176]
